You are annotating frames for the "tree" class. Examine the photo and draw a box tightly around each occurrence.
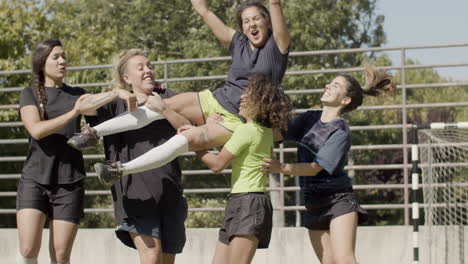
[0,0,391,227]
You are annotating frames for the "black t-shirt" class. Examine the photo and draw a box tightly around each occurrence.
[89,88,183,223]
[19,84,87,185]
[213,31,289,118]
[283,110,352,196]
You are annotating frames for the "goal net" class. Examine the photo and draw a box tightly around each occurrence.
[418,126,468,264]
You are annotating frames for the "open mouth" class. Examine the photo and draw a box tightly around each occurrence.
[251,30,259,37]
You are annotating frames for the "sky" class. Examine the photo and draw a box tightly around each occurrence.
[376,0,468,80]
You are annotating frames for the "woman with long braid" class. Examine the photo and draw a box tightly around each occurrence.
[16,39,135,264]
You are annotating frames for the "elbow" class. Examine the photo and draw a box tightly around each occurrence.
[211,165,225,174]
[212,167,223,174]
[29,131,45,141]
[28,130,46,140]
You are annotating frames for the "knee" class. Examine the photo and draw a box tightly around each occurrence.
[19,244,40,259]
[181,129,203,150]
[52,248,71,264]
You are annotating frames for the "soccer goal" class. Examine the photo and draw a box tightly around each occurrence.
[411,122,468,264]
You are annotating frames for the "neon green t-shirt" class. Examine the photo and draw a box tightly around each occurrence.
[224,121,273,193]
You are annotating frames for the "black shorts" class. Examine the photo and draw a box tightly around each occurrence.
[304,189,368,230]
[16,178,85,224]
[219,193,273,249]
[115,197,188,254]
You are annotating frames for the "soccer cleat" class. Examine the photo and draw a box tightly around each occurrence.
[67,124,99,151]
[94,161,123,187]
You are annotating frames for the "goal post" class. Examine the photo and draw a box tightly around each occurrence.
[411,122,468,264]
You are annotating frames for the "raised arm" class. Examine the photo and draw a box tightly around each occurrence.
[269,0,290,54]
[191,0,236,48]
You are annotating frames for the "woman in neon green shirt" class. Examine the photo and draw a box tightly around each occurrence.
[192,74,292,264]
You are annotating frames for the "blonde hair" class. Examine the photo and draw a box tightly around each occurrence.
[111,49,147,91]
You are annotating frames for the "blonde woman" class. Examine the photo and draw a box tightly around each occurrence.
[87,49,190,264]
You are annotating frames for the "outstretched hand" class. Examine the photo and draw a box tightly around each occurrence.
[261,158,282,174]
[73,94,93,114]
[145,92,167,113]
[191,0,209,14]
[115,89,137,112]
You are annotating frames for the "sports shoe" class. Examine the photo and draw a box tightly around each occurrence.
[67,124,99,151]
[94,161,123,186]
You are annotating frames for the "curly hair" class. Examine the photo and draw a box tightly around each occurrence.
[111,48,147,91]
[31,39,62,120]
[242,74,292,130]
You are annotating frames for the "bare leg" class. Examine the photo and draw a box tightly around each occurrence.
[164,92,204,125]
[121,122,232,175]
[212,241,230,264]
[17,209,46,258]
[90,92,204,136]
[49,220,79,264]
[308,230,333,264]
[162,253,176,264]
[130,232,163,264]
[228,235,259,264]
[329,212,358,264]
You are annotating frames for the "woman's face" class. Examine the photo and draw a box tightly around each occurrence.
[123,55,155,95]
[320,76,350,107]
[238,93,251,120]
[241,6,270,48]
[43,46,66,83]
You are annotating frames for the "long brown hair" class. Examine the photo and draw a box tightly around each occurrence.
[242,74,292,130]
[236,1,271,30]
[340,64,396,114]
[31,39,63,120]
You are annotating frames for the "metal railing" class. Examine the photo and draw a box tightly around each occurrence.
[1,42,468,226]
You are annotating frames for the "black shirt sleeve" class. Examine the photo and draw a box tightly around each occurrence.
[283,113,306,141]
[315,129,351,175]
[19,87,38,109]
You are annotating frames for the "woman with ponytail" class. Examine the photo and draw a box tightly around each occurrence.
[87,49,190,264]
[16,39,136,264]
[261,65,396,264]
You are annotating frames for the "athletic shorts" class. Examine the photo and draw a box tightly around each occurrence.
[197,89,243,132]
[16,178,85,224]
[303,189,368,230]
[219,193,273,249]
[115,196,188,254]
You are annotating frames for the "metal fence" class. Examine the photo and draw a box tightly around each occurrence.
[1,43,468,226]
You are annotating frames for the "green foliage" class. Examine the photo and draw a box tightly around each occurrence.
[184,196,225,228]
[2,0,465,228]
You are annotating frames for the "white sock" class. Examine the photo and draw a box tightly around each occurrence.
[50,261,69,264]
[94,106,165,137]
[122,134,189,175]
[16,252,37,264]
